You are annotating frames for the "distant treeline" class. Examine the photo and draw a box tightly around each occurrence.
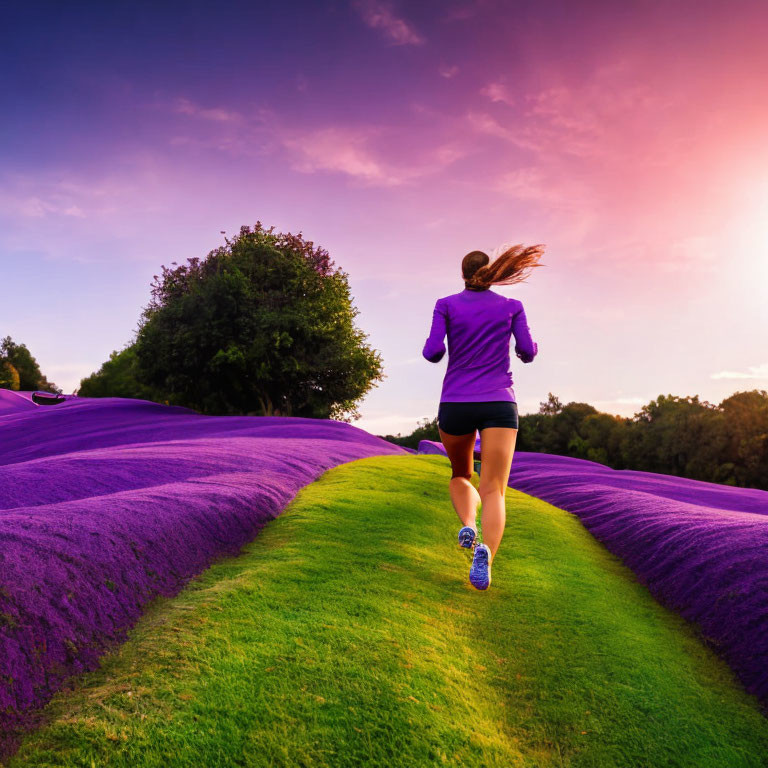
[0,336,59,393]
[379,391,768,491]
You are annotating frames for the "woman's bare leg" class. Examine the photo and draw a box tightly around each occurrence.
[438,427,481,529]
[478,427,517,561]
[449,478,481,529]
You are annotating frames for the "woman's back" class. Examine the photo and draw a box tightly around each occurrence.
[422,287,537,403]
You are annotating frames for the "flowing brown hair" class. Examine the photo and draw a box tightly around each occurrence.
[462,244,546,291]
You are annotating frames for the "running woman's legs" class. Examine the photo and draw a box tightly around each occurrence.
[438,427,481,530]
[477,427,517,561]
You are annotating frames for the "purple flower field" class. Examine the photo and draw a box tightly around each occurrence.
[0,391,406,747]
[420,438,768,707]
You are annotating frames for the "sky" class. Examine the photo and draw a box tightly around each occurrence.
[2,0,767,435]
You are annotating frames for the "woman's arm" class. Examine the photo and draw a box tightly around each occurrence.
[511,301,538,363]
[422,300,447,363]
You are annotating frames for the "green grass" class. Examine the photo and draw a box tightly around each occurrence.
[6,454,768,768]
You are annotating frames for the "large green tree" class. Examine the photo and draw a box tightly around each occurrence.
[133,223,384,420]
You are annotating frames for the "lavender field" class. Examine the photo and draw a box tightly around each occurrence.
[420,438,768,707]
[0,391,407,748]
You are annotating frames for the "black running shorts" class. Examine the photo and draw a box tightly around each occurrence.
[437,400,519,435]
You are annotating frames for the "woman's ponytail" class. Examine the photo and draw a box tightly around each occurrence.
[462,244,545,290]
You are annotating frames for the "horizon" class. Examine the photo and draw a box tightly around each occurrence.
[2,0,767,434]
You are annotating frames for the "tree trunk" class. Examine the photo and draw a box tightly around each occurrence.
[257,392,274,416]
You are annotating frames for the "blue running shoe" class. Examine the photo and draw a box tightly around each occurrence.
[457,526,477,548]
[469,543,492,590]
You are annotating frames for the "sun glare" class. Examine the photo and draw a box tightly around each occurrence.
[729,180,768,290]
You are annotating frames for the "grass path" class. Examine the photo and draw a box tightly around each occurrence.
[6,455,768,768]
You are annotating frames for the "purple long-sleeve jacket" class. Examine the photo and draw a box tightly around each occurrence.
[422,287,538,403]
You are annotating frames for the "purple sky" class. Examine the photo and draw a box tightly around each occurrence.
[2,0,767,434]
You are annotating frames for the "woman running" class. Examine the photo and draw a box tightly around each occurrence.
[422,245,544,590]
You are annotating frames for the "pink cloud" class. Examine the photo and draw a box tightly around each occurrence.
[465,111,508,137]
[469,61,671,162]
[481,81,514,105]
[0,177,98,220]
[278,125,466,186]
[439,63,459,79]
[494,167,559,203]
[282,127,389,183]
[352,0,424,45]
[711,363,768,380]
[172,97,242,123]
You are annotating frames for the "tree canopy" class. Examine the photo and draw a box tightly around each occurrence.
[78,345,159,401]
[82,223,384,420]
[0,361,20,390]
[0,337,59,393]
